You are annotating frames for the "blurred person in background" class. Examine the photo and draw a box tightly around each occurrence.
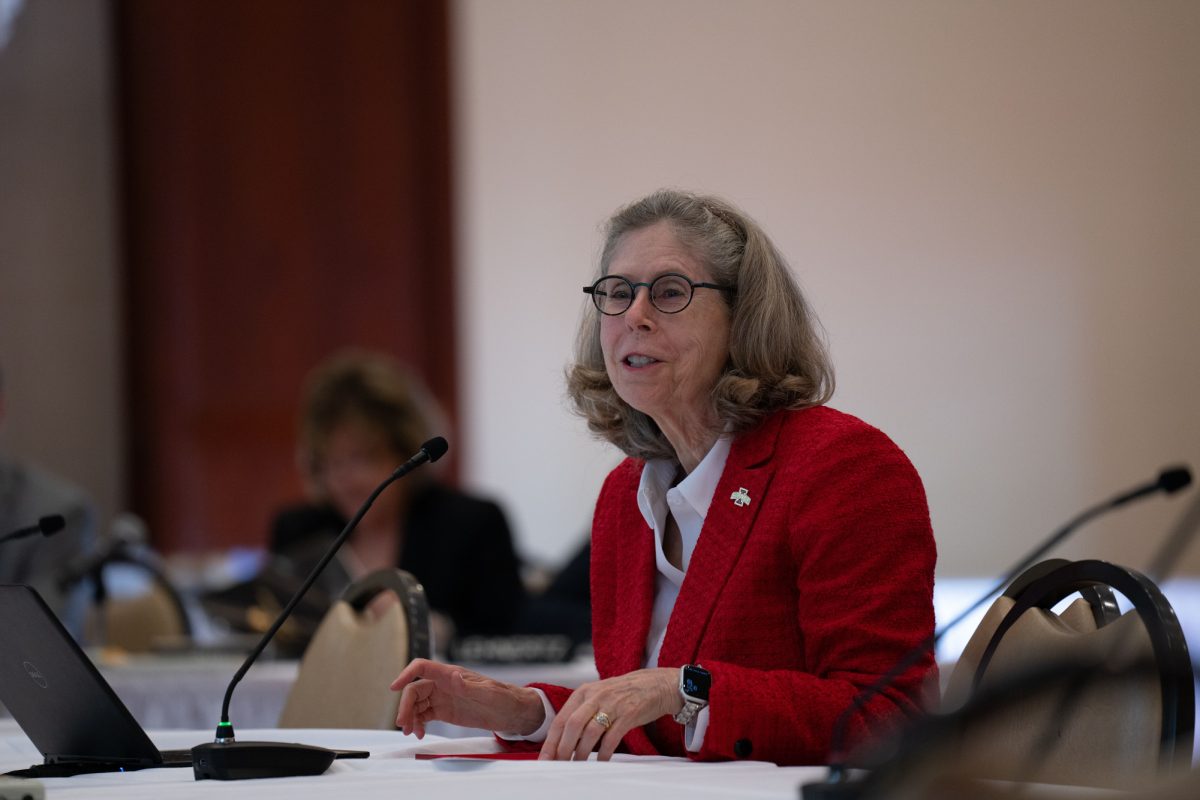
[515,538,592,653]
[241,350,525,653]
[0,362,98,636]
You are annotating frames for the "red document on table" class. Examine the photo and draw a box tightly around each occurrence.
[415,752,540,760]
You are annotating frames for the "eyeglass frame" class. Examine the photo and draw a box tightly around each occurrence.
[582,272,735,316]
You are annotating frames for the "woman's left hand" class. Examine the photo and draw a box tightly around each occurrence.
[539,668,681,761]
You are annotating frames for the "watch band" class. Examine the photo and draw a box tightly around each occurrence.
[673,697,706,726]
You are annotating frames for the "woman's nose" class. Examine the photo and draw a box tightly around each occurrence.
[624,287,656,330]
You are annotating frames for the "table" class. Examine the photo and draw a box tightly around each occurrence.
[94,653,599,736]
[97,655,297,731]
[0,728,825,799]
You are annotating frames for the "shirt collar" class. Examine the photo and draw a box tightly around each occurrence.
[674,436,732,520]
[636,435,733,529]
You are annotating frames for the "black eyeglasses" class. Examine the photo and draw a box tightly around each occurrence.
[582,273,734,316]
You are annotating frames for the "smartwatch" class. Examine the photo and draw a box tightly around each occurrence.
[673,664,711,726]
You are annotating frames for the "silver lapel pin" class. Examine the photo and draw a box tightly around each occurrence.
[730,487,751,507]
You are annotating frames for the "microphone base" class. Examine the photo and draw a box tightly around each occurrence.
[192,741,340,781]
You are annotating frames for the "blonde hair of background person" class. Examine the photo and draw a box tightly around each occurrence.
[263,350,525,648]
[297,351,446,501]
[390,190,936,766]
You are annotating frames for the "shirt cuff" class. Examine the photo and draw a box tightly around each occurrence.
[494,688,555,742]
[683,705,710,753]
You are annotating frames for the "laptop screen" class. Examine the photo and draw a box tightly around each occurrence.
[0,584,164,766]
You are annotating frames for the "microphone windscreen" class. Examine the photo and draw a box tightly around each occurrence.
[422,436,449,463]
[1158,466,1192,494]
[39,514,66,536]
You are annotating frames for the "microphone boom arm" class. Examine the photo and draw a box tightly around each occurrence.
[820,465,1193,784]
[215,439,444,739]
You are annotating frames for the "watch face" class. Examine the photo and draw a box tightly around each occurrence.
[682,665,711,701]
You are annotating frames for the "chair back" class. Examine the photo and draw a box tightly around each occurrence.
[85,583,190,651]
[83,556,193,652]
[278,568,430,729]
[944,559,1194,789]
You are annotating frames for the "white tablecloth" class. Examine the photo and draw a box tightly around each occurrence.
[0,728,824,799]
[98,655,297,731]
[94,654,600,736]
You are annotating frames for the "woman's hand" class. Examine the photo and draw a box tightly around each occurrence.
[540,668,681,761]
[390,658,545,738]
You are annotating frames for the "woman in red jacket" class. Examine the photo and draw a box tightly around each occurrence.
[390,189,936,766]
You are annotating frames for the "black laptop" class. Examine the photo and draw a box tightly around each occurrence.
[0,584,193,776]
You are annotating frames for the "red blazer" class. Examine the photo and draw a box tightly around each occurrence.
[530,406,937,766]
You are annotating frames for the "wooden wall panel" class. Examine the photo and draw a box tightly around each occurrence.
[114,0,456,551]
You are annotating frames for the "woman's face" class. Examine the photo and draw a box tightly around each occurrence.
[599,221,732,433]
[314,420,403,522]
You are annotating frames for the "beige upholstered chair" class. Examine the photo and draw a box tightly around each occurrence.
[278,568,431,729]
[849,560,1195,800]
[82,561,192,652]
[84,580,192,652]
[941,559,1194,790]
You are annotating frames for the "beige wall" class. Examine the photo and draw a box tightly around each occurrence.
[454,0,1200,575]
[0,0,124,526]
[2,1,1197,579]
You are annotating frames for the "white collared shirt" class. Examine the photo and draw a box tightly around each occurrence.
[502,436,731,752]
[638,436,731,669]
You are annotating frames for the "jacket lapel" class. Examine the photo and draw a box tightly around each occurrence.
[657,411,783,667]
[607,483,659,677]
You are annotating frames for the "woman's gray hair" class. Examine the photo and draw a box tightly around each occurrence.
[566,189,835,462]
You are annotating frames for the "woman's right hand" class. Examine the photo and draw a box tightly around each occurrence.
[390,658,546,738]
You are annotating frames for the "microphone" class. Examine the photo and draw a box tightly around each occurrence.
[0,514,66,545]
[802,463,1193,800]
[1109,466,1191,505]
[191,436,448,781]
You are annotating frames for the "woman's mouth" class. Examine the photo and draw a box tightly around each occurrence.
[624,354,659,368]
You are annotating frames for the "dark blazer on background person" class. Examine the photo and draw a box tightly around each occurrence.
[527,406,937,766]
[269,481,527,639]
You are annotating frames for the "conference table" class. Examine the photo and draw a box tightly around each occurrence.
[4,724,1182,799]
[93,653,601,737]
[3,577,1196,797]
[3,654,826,798]
[0,726,825,799]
